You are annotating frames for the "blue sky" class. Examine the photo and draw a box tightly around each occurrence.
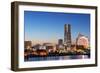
[24,11,90,44]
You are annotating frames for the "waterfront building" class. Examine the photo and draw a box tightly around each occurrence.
[76,33,89,49]
[58,39,63,45]
[33,44,41,50]
[58,39,65,50]
[24,41,32,50]
[43,43,56,53]
[39,45,46,50]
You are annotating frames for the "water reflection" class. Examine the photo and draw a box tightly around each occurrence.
[25,55,90,61]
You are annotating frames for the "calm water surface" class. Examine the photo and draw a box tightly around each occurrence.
[25,55,90,61]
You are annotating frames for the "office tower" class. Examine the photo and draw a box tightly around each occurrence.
[58,39,63,45]
[64,24,71,47]
[24,41,32,49]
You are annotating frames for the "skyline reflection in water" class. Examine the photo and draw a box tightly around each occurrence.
[25,55,90,61]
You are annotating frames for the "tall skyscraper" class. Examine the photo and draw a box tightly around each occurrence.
[64,24,72,47]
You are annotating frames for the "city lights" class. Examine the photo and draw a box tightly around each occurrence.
[24,24,90,59]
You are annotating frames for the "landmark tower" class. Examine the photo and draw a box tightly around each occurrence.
[64,24,71,47]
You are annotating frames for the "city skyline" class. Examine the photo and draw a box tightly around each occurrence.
[24,11,90,44]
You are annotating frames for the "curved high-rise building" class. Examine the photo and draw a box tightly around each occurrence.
[76,33,89,49]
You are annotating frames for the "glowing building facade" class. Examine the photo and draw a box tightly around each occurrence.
[76,33,89,49]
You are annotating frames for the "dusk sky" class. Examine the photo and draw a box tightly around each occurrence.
[24,11,90,44]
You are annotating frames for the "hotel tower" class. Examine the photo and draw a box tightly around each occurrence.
[64,24,72,47]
